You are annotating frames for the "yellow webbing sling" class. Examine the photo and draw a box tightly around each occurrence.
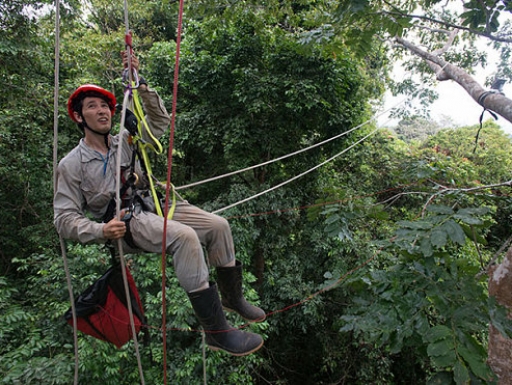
[130,85,176,219]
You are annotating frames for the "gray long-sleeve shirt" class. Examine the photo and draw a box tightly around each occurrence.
[54,87,171,244]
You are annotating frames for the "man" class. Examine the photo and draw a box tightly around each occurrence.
[54,53,265,356]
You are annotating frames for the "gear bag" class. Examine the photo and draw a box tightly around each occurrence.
[64,261,146,349]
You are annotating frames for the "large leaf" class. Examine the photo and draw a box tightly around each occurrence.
[453,361,470,385]
[441,220,466,245]
[425,325,452,343]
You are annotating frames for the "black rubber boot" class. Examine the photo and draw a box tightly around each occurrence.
[187,283,263,356]
[217,260,266,322]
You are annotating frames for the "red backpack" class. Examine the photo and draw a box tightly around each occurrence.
[64,263,147,349]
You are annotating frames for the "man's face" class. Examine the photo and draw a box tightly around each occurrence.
[74,96,112,133]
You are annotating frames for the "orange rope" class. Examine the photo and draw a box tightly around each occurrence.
[161,0,185,382]
[89,247,381,336]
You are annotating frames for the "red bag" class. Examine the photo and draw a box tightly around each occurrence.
[64,264,146,349]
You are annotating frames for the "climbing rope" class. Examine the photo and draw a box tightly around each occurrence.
[160,0,185,381]
[175,99,405,191]
[52,1,80,384]
[116,85,146,385]
[88,2,149,382]
[213,126,382,214]
[176,103,403,215]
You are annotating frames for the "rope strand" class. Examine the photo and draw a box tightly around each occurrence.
[52,1,80,383]
[120,5,145,383]
[161,0,186,382]
[213,126,382,214]
[175,99,405,191]
[117,84,146,385]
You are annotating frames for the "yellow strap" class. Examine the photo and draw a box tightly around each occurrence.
[129,84,175,219]
[166,184,177,220]
[132,88,163,154]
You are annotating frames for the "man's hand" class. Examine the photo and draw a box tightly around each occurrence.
[103,210,127,240]
[121,50,139,71]
[121,50,147,90]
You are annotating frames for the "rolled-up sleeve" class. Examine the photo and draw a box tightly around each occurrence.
[138,87,171,141]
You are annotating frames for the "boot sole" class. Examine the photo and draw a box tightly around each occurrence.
[208,339,264,356]
[223,306,267,322]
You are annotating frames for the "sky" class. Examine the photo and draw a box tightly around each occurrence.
[379,78,512,135]
[428,81,512,134]
[378,3,512,135]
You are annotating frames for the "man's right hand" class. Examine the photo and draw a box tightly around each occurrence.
[103,210,127,240]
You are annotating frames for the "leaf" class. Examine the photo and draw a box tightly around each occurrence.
[441,220,466,245]
[426,205,454,215]
[429,349,457,368]
[489,298,512,339]
[460,224,487,245]
[425,325,452,343]
[430,229,447,248]
[325,213,341,224]
[453,213,482,226]
[457,207,490,216]
[397,220,433,230]
[453,361,470,385]
[389,330,404,354]
[427,338,454,357]
[457,345,491,380]
[420,236,434,257]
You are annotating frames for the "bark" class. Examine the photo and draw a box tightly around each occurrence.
[487,245,512,384]
[395,36,512,124]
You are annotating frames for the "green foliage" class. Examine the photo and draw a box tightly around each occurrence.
[4,0,512,384]
[1,245,266,384]
[423,122,512,184]
[327,143,512,383]
[0,0,56,274]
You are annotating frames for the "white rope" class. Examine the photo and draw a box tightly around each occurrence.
[175,99,404,191]
[202,332,207,385]
[435,61,449,78]
[110,2,145,383]
[116,86,146,385]
[52,1,80,383]
[59,239,79,383]
[213,126,382,214]
[121,0,145,381]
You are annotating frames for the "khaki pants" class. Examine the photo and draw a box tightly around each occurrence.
[123,200,235,292]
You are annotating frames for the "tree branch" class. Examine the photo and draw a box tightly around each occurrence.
[395,35,512,124]
[476,234,512,279]
[432,28,459,56]
[384,11,512,43]
[421,179,512,216]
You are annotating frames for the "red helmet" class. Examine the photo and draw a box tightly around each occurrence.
[67,84,116,122]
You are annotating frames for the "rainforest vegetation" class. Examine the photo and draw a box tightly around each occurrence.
[2,1,512,384]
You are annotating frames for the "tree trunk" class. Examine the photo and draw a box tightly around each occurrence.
[487,245,512,384]
[395,36,512,124]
